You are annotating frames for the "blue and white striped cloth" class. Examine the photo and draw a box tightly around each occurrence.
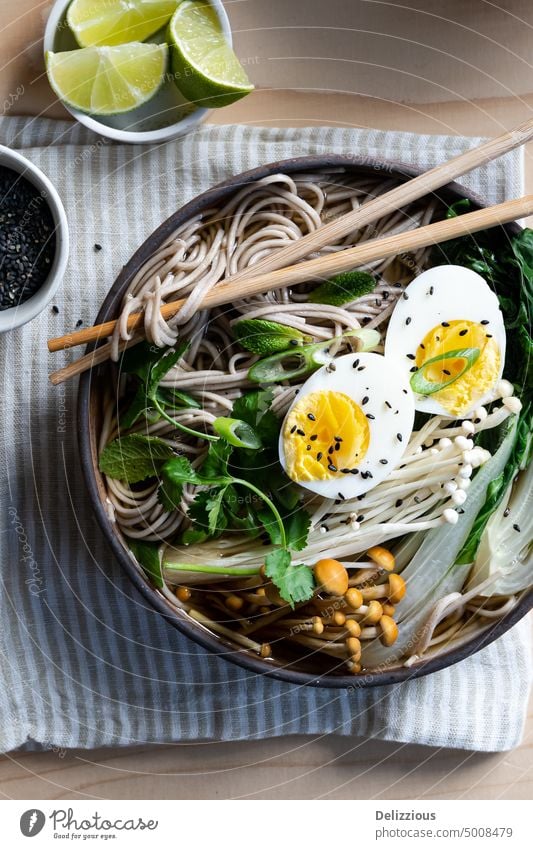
[0,116,530,753]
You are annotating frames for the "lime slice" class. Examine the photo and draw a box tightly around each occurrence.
[67,0,179,47]
[46,43,168,115]
[168,1,254,108]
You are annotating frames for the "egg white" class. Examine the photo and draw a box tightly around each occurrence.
[278,352,415,499]
[384,265,506,417]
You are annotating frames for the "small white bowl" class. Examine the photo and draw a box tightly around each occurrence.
[0,146,69,333]
[43,0,232,145]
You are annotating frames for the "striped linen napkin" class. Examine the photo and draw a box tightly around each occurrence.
[0,115,530,753]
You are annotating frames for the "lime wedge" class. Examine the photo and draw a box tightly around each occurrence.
[46,43,168,115]
[168,1,254,108]
[67,0,179,47]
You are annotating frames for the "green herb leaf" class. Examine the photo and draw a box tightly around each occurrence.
[308,271,376,306]
[284,506,312,551]
[181,527,209,546]
[231,389,279,446]
[233,319,310,355]
[158,456,200,512]
[157,387,201,410]
[147,343,188,401]
[128,539,163,588]
[99,434,175,483]
[205,486,230,536]
[264,549,315,608]
[199,440,233,481]
[410,347,480,395]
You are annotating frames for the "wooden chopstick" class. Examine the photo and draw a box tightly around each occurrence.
[48,115,533,357]
[49,194,533,386]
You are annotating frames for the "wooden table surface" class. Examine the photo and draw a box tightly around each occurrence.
[0,0,531,800]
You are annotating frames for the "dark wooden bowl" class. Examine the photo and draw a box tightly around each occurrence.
[78,154,533,688]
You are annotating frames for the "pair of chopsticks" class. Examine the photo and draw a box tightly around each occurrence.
[48,116,533,386]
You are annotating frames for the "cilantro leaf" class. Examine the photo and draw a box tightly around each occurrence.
[264,549,315,608]
[231,389,279,447]
[128,539,163,588]
[158,456,199,512]
[99,434,175,483]
[284,506,312,551]
[198,440,233,480]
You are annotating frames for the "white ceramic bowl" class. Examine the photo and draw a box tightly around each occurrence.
[43,0,232,144]
[0,146,69,333]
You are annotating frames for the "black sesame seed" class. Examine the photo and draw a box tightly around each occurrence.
[289,338,299,346]
[290,425,297,434]
[350,468,359,474]
[328,446,334,454]
[419,343,425,350]
[307,412,316,421]
[75,319,83,328]
[409,366,418,373]
[362,396,369,405]
[474,418,481,424]
[396,433,403,442]
[310,434,318,441]
[352,358,360,369]
[328,463,337,472]
[317,452,323,461]
[94,243,102,252]
[385,400,392,409]
[503,507,510,518]
[481,319,490,325]
[356,514,365,522]
[340,467,350,473]
[442,369,451,376]
[486,333,493,338]
[441,321,450,327]
[338,492,345,500]
[402,389,408,395]
[402,291,409,300]
[429,286,434,295]
[51,305,59,315]
[405,317,412,325]
[513,523,521,532]
[357,366,366,371]
[395,499,403,508]
[335,443,341,451]
[297,428,305,436]
[366,413,375,420]
[334,436,343,442]
[406,353,416,360]
[459,328,468,336]
[383,291,390,300]
[379,458,388,465]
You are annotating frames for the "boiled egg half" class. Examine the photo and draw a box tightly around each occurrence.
[279,352,415,499]
[385,265,506,418]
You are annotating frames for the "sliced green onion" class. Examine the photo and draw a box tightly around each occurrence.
[248,328,381,384]
[410,347,480,395]
[213,417,262,449]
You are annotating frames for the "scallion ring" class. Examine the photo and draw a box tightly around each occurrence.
[410,347,480,395]
[213,417,262,449]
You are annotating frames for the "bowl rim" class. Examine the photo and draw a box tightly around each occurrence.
[0,145,69,332]
[43,0,232,145]
[78,152,533,688]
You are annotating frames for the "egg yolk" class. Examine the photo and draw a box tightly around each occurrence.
[414,320,500,416]
[283,390,370,482]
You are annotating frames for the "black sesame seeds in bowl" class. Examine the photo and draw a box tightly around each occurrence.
[0,146,68,333]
